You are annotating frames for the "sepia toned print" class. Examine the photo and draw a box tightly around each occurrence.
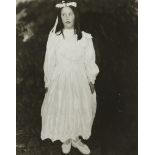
[17,0,138,154]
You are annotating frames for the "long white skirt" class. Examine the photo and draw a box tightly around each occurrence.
[41,64,97,143]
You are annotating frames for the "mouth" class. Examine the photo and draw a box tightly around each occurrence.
[65,21,71,24]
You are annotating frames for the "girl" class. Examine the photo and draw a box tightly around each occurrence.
[41,0,99,154]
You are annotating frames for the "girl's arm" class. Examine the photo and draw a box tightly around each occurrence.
[43,33,56,89]
[84,34,99,86]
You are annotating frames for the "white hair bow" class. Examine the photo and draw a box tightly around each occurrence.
[56,1,77,8]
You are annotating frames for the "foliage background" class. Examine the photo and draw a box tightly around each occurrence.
[16,0,138,154]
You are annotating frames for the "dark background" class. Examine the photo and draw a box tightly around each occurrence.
[16,0,138,154]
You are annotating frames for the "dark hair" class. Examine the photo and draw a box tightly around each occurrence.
[55,1,82,40]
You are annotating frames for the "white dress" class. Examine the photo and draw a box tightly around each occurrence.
[41,29,99,143]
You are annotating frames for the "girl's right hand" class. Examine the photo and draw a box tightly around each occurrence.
[45,87,48,93]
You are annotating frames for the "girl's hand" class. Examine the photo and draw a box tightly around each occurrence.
[89,82,95,94]
[45,87,48,93]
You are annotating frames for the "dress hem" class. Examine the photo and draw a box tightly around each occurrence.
[41,133,91,143]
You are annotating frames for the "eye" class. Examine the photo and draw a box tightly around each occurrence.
[61,13,65,16]
[69,13,73,17]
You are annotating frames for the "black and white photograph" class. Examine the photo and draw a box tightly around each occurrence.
[16,0,138,155]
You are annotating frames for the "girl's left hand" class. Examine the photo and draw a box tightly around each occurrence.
[89,82,95,94]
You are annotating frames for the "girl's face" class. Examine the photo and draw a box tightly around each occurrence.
[61,7,75,29]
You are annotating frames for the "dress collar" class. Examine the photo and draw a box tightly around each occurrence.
[63,28,75,36]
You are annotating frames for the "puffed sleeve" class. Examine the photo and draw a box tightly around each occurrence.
[84,33,99,84]
[43,32,56,88]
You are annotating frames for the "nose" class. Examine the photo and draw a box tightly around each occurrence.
[66,14,70,20]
